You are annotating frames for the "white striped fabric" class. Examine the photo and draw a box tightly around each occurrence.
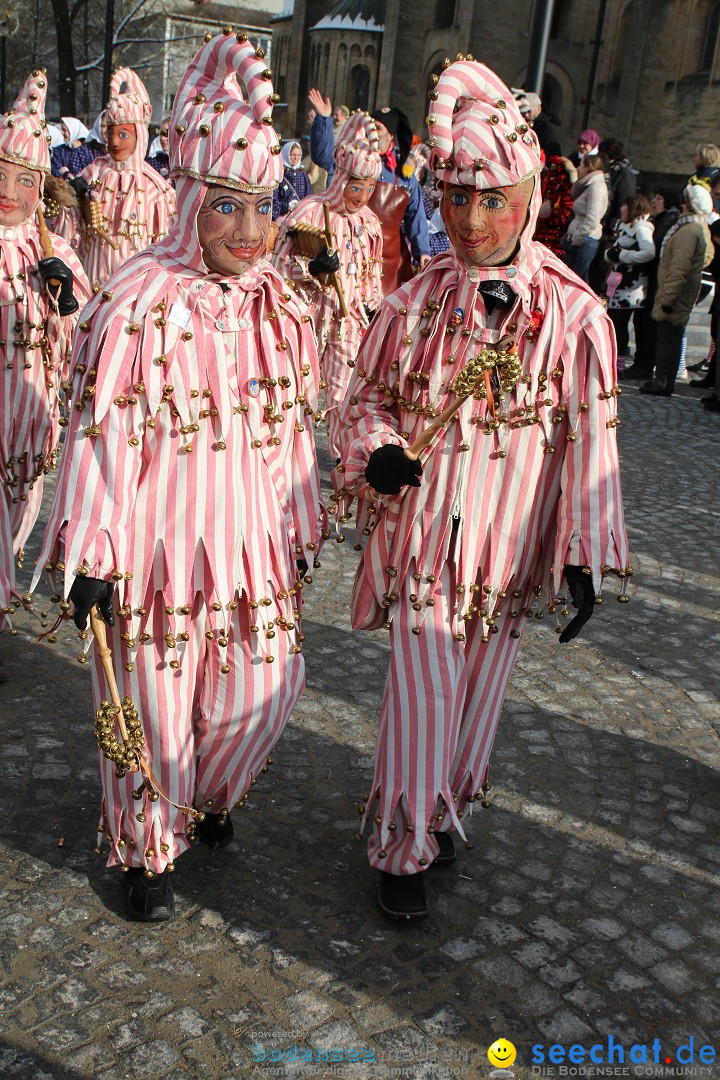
[170,33,284,193]
[0,217,90,625]
[429,59,541,188]
[333,236,629,870]
[64,155,176,292]
[272,193,383,454]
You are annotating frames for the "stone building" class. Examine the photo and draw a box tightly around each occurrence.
[272,0,720,183]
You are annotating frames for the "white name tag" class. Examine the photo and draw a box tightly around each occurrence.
[168,302,192,330]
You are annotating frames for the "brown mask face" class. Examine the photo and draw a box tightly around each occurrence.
[196,184,273,275]
[107,124,137,161]
[342,177,376,214]
[0,159,41,226]
[440,177,533,268]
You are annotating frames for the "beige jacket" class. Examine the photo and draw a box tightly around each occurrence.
[567,170,608,245]
[652,219,713,325]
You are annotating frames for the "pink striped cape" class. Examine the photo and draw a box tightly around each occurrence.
[272,193,383,322]
[34,189,326,656]
[333,238,630,639]
[0,216,90,621]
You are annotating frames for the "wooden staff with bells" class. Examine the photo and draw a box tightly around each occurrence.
[89,607,202,820]
[404,332,519,461]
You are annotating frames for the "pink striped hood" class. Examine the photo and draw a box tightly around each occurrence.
[0,69,51,175]
[34,177,326,644]
[170,32,283,192]
[101,67,152,164]
[428,58,541,189]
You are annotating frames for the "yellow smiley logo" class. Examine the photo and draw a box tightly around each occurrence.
[488,1039,517,1068]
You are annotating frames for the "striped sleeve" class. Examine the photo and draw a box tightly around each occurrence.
[552,309,630,593]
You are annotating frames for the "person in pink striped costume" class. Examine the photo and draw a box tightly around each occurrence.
[34,33,326,921]
[0,70,89,635]
[333,58,630,919]
[54,68,175,293]
[272,111,383,458]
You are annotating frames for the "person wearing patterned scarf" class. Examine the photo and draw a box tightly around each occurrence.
[0,69,90,639]
[34,32,326,922]
[272,111,383,456]
[332,57,630,919]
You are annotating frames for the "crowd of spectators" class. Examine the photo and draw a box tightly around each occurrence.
[48,92,720,409]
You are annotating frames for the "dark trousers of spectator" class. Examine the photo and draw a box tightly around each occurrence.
[608,308,632,375]
[653,321,686,393]
[631,305,656,376]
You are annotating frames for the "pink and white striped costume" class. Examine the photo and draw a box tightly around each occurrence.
[33,33,325,874]
[54,69,175,291]
[272,113,383,455]
[332,60,630,875]
[0,70,90,626]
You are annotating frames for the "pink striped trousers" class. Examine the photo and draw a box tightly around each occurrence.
[90,591,304,873]
[366,561,532,874]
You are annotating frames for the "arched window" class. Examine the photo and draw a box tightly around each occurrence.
[350,65,371,111]
[434,0,455,29]
[701,2,720,70]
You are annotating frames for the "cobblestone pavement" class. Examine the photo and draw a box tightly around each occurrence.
[0,377,719,1080]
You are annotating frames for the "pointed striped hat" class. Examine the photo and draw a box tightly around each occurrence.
[170,30,283,192]
[104,68,152,128]
[333,110,381,180]
[428,57,541,188]
[0,69,51,174]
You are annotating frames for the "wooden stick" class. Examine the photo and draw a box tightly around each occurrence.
[322,201,349,319]
[89,605,133,748]
[89,604,201,817]
[36,207,62,294]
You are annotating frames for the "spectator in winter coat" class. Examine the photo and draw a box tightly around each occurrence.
[569,128,600,168]
[629,186,681,379]
[272,140,312,220]
[603,194,655,377]
[535,154,577,259]
[50,117,89,178]
[599,137,636,237]
[641,181,714,396]
[563,155,608,280]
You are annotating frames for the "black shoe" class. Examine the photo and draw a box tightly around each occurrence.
[691,375,716,388]
[433,831,456,865]
[378,871,428,919]
[687,359,709,372]
[122,868,175,922]
[702,395,720,412]
[624,367,653,380]
[639,381,672,396]
[194,811,234,850]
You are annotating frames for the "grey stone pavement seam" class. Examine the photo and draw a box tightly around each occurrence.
[0,377,718,1080]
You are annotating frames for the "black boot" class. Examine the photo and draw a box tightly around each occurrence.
[194,811,234,850]
[122,868,175,922]
[432,831,456,865]
[702,394,720,412]
[378,871,428,919]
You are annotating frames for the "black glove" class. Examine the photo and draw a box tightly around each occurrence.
[68,175,90,200]
[558,565,595,644]
[37,257,79,316]
[364,304,377,322]
[606,246,621,264]
[296,558,309,580]
[308,245,340,277]
[365,444,422,495]
[68,577,115,632]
